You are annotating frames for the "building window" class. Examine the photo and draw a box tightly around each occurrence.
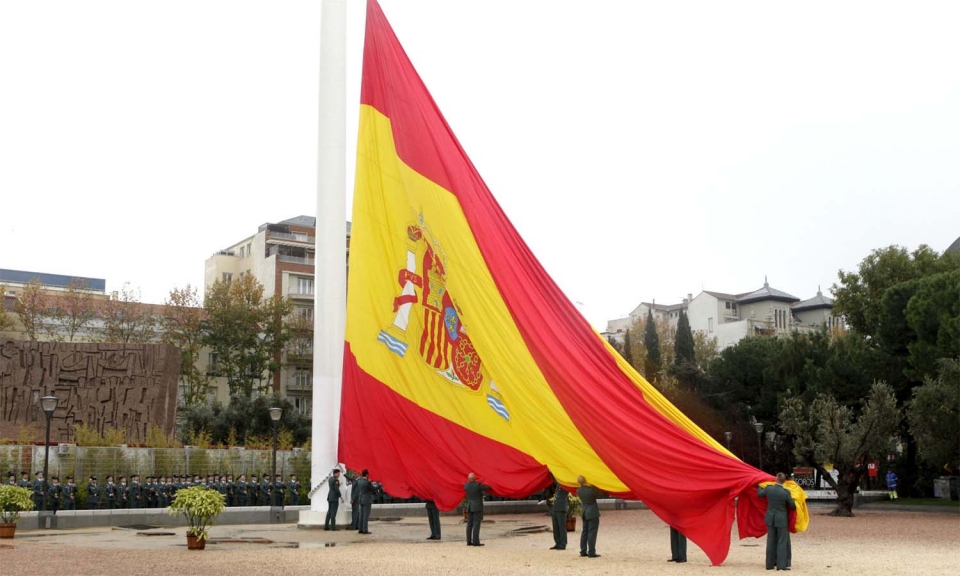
[293,232,308,242]
[293,396,312,415]
[207,353,219,375]
[222,272,233,283]
[708,318,714,332]
[732,303,737,311]
[295,307,313,321]
[297,277,314,295]
[246,243,252,257]
[294,368,311,388]
[725,302,731,309]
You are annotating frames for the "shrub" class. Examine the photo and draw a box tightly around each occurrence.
[0,485,34,523]
[168,486,226,540]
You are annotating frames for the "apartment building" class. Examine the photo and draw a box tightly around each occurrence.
[204,215,351,414]
[604,278,839,350]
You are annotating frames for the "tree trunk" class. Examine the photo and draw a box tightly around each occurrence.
[818,465,858,517]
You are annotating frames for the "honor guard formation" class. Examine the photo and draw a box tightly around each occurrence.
[6,471,301,511]
[6,467,798,569]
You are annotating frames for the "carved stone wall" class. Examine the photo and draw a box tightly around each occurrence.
[0,340,180,444]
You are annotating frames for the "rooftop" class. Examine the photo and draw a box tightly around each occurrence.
[792,287,835,311]
[0,268,106,293]
[736,277,800,305]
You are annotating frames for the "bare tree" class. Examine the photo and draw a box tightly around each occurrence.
[99,283,158,343]
[47,279,99,341]
[14,279,49,340]
[161,285,211,407]
[0,284,15,332]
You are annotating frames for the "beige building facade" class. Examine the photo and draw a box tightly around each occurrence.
[203,215,350,413]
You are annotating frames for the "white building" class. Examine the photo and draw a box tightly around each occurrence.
[606,279,839,350]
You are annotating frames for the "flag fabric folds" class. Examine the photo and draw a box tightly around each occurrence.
[340,0,808,565]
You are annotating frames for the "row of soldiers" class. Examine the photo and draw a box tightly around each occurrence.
[6,471,302,511]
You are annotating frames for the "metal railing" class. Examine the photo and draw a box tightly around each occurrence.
[268,231,315,243]
[277,255,315,266]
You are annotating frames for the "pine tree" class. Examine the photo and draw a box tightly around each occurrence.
[643,309,660,379]
[622,328,634,368]
[674,309,695,366]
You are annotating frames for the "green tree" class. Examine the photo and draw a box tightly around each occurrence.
[621,328,634,368]
[674,309,695,366]
[161,285,211,407]
[904,270,960,381]
[780,381,900,516]
[643,309,660,380]
[179,395,311,447]
[906,358,960,472]
[99,283,158,343]
[832,244,949,338]
[705,336,784,423]
[203,276,293,398]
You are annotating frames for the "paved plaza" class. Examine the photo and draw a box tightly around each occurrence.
[3,508,958,575]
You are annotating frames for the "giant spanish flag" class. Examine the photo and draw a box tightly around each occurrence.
[341,0,807,565]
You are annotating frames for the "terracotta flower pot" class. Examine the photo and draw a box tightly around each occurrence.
[186,533,206,550]
[0,523,16,539]
[565,517,577,532]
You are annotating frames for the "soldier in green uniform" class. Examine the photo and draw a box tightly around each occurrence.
[425,500,441,540]
[31,472,45,510]
[260,473,273,506]
[577,475,601,558]
[248,474,260,506]
[105,476,118,509]
[550,481,568,550]
[62,476,77,510]
[669,527,687,563]
[758,473,796,571]
[288,474,300,506]
[5,472,13,486]
[86,475,100,509]
[354,469,377,534]
[463,472,492,546]
[225,474,236,507]
[274,474,285,507]
[48,476,62,513]
[325,468,343,530]
[236,474,248,506]
[128,474,145,508]
[18,471,30,488]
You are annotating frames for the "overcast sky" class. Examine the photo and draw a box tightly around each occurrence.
[1,1,957,330]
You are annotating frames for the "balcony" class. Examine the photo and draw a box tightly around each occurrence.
[268,231,315,244]
[288,288,315,299]
[278,254,315,266]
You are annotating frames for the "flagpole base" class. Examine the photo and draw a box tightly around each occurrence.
[297,506,353,529]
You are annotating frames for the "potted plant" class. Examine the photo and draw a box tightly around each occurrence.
[168,485,226,550]
[549,493,582,532]
[566,495,582,532]
[0,484,35,539]
[460,497,469,521]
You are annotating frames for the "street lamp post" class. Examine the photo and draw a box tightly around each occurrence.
[754,422,765,471]
[269,407,282,512]
[40,396,59,515]
[724,431,733,451]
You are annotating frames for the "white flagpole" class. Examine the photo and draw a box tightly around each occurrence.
[301,0,347,527]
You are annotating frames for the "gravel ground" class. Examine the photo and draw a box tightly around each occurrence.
[3,508,958,575]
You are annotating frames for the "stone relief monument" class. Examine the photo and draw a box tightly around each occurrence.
[0,340,181,444]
